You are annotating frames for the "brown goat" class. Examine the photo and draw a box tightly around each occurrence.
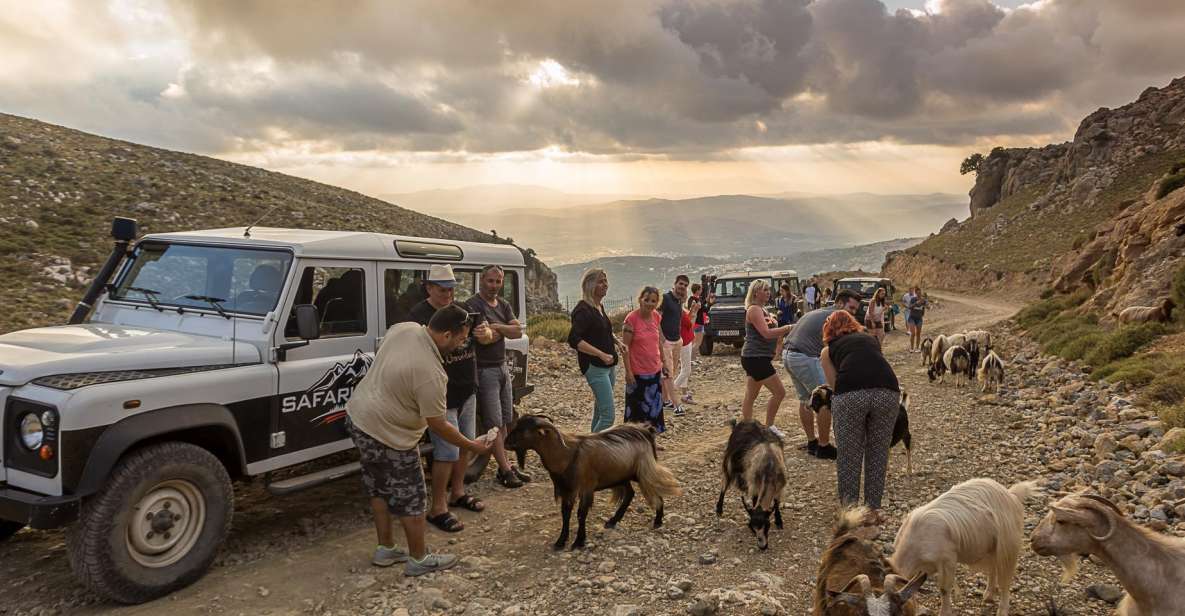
[814,507,926,616]
[504,415,682,550]
[1031,493,1185,616]
[1115,298,1176,325]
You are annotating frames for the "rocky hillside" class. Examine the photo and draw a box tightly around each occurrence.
[885,76,1185,305]
[0,114,560,332]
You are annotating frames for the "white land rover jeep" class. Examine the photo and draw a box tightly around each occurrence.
[0,218,532,603]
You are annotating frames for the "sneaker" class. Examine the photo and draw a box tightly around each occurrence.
[372,544,409,567]
[405,551,459,577]
[800,439,818,455]
[497,468,524,488]
[511,465,532,483]
[681,394,694,404]
[768,425,785,439]
[815,444,838,460]
[662,401,676,411]
[674,405,686,417]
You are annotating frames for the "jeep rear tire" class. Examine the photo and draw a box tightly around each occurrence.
[67,442,233,604]
[0,520,23,542]
[700,336,714,356]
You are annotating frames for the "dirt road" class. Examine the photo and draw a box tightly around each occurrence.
[1,292,1122,615]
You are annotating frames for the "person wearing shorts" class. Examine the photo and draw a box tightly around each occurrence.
[904,286,928,352]
[740,280,792,434]
[346,306,493,575]
[407,263,488,533]
[466,265,529,489]
[781,289,861,459]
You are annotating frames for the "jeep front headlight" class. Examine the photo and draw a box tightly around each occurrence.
[19,412,44,450]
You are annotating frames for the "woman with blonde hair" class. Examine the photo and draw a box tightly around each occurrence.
[567,268,621,432]
[740,280,793,434]
[622,286,666,432]
[819,310,900,518]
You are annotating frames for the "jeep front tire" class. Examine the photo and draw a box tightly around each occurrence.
[0,520,23,542]
[67,442,233,604]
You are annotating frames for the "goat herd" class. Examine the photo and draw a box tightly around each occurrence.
[923,329,1006,393]
[502,325,1185,616]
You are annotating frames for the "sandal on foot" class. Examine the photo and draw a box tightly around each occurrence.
[449,494,485,512]
[427,512,465,533]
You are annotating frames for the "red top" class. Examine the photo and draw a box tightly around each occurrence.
[680,310,694,345]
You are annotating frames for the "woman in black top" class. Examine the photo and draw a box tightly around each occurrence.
[819,310,900,518]
[567,268,621,432]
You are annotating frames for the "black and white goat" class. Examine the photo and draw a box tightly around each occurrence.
[928,344,971,386]
[811,386,913,476]
[978,350,1005,393]
[716,420,787,550]
[964,338,981,380]
[504,415,682,550]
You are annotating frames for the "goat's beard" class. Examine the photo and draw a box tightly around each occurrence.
[1057,554,1081,585]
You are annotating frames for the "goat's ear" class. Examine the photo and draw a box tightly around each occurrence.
[1052,503,1114,541]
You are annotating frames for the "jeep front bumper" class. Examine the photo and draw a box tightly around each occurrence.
[0,484,79,529]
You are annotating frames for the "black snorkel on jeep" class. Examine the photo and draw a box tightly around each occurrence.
[69,217,137,325]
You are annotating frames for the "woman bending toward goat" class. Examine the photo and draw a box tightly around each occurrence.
[622,286,667,433]
[740,279,793,434]
[820,310,900,517]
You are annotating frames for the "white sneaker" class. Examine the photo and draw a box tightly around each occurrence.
[405,551,459,577]
[372,544,409,567]
[768,425,785,439]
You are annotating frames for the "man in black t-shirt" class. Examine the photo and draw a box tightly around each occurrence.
[659,275,689,412]
[466,265,528,488]
[408,264,491,532]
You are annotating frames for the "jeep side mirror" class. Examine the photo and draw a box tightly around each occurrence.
[111,217,137,241]
[294,304,320,341]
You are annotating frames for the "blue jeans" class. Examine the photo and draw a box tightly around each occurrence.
[585,364,617,432]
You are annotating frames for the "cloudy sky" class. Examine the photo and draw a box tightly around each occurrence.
[2,0,1184,201]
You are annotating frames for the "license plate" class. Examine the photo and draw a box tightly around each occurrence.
[717,330,739,337]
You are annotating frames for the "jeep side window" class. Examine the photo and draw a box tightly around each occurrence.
[456,268,519,309]
[285,266,367,338]
[384,269,427,328]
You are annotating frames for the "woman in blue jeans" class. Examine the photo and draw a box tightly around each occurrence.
[567,268,623,432]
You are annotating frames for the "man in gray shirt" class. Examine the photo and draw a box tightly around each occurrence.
[781,289,861,459]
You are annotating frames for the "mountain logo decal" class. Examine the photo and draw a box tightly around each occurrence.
[280,350,373,426]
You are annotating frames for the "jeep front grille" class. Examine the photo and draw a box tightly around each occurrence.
[709,310,746,331]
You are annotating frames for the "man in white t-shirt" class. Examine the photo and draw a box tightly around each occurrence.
[804,281,818,311]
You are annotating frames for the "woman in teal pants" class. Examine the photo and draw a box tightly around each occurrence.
[567,268,623,432]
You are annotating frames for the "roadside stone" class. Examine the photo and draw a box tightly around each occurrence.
[1162,461,1185,477]
[613,605,642,616]
[598,560,617,574]
[1160,428,1185,453]
[353,575,377,590]
[689,598,718,616]
[698,552,718,565]
[1087,583,1125,604]
[1094,432,1117,458]
[668,587,687,600]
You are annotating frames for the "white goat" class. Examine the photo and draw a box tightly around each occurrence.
[929,334,951,370]
[890,478,1037,616]
[945,333,968,349]
[1031,493,1185,616]
[965,330,992,351]
[978,351,1005,393]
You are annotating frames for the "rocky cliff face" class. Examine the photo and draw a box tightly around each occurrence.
[886,76,1185,301]
[0,113,559,331]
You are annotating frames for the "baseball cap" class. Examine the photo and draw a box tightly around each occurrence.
[427,264,458,288]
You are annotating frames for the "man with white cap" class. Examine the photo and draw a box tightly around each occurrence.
[407,264,492,533]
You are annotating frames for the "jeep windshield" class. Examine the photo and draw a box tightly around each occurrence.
[836,280,883,299]
[111,242,293,316]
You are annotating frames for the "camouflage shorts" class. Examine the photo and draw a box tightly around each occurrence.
[346,419,426,518]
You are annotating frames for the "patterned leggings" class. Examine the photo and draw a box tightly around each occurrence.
[832,388,900,509]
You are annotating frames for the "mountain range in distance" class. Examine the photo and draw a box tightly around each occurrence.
[381,185,965,266]
[552,236,926,311]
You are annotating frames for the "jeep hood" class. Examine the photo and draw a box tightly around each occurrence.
[0,324,260,386]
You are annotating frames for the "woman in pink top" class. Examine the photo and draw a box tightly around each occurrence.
[622,286,666,432]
